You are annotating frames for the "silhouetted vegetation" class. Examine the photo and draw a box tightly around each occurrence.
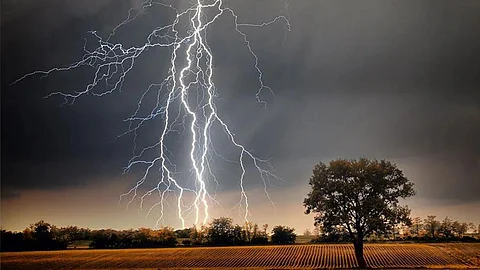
[309,215,479,244]
[304,158,416,268]
[2,213,479,253]
[189,218,269,246]
[0,221,177,251]
[88,227,177,248]
[310,225,351,243]
[0,217,287,251]
[271,225,296,244]
[1,220,70,251]
[175,228,191,238]
[2,215,478,252]
[401,215,478,242]
[303,158,479,268]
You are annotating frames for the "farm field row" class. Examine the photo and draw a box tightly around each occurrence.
[1,243,479,269]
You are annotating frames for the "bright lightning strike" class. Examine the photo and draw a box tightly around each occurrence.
[12,0,290,228]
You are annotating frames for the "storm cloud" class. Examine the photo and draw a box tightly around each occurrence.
[1,0,479,229]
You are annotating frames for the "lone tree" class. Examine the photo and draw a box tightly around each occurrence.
[304,158,415,268]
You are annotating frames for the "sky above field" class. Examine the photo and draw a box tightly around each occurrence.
[2,0,480,232]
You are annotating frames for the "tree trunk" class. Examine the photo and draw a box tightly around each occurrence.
[353,241,367,268]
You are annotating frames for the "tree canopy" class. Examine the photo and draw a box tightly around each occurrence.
[271,225,296,244]
[207,217,236,246]
[304,158,415,268]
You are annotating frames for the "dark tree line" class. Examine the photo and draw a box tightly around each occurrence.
[188,218,295,246]
[403,215,478,242]
[1,220,89,251]
[188,218,269,246]
[88,227,177,249]
[1,218,297,251]
[309,215,479,243]
[0,221,177,251]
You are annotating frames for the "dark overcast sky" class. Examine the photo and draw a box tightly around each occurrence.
[1,0,480,231]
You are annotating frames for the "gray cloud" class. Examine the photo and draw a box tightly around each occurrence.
[2,0,479,209]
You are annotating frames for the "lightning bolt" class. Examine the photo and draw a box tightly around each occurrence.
[12,0,290,228]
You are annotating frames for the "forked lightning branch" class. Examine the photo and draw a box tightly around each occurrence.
[12,0,290,228]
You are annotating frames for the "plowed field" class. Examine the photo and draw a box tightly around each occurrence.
[1,243,479,269]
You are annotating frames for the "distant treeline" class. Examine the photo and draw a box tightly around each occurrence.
[0,217,296,252]
[309,215,480,243]
[2,215,478,252]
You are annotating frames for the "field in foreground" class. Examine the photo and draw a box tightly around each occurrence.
[1,243,479,269]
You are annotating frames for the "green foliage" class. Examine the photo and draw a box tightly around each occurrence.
[304,158,415,239]
[271,225,296,244]
[303,158,415,268]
